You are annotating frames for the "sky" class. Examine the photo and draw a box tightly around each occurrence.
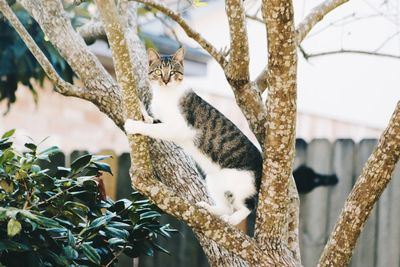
[163,0,400,129]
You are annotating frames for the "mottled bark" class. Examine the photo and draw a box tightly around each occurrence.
[77,20,106,43]
[96,1,277,266]
[222,0,268,146]
[224,0,249,84]
[254,0,298,249]
[287,175,301,262]
[319,101,400,267]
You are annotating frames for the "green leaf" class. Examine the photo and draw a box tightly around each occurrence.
[31,215,61,228]
[63,245,78,260]
[0,240,29,252]
[107,237,126,246]
[108,221,132,230]
[0,150,15,165]
[93,162,112,174]
[88,214,114,229]
[38,146,60,157]
[7,218,22,237]
[0,142,13,150]
[1,129,15,139]
[104,226,129,239]
[80,243,100,265]
[0,180,14,193]
[92,155,111,161]
[70,154,92,171]
[24,143,37,151]
[139,211,161,220]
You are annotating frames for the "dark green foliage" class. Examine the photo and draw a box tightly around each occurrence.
[0,130,175,266]
[0,8,74,111]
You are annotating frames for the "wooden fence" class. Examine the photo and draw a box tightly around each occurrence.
[50,139,400,267]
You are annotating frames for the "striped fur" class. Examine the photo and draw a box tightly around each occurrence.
[125,48,262,225]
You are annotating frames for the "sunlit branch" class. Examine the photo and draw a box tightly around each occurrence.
[319,101,400,266]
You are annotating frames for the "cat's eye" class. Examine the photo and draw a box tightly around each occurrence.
[155,69,162,75]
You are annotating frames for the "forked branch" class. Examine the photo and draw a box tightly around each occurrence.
[132,0,227,68]
[95,0,285,265]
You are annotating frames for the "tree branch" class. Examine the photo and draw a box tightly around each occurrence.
[95,1,292,265]
[14,1,254,265]
[319,101,400,266]
[96,0,153,177]
[254,0,298,250]
[255,0,349,92]
[77,20,106,43]
[296,0,349,44]
[132,0,227,68]
[224,0,249,85]
[18,0,124,127]
[301,49,400,60]
[0,0,85,98]
[287,175,301,262]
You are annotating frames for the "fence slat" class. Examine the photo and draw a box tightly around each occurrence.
[351,139,378,267]
[97,149,118,200]
[116,153,133,199]
[301,139,333,267]
[328,139,355,232]
[376,160,400,266]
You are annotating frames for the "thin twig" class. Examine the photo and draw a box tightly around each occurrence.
[246,13,264,23]
[153,12,182,45]
[304,49,400,59]
[132,0,227,68]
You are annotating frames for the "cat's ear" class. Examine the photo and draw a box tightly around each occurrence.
[172,47,185,63]
[147,48,160,65]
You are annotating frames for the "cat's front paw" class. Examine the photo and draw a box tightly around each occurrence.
[124,119,145,135]
[142,114,154,124]
[221,214,240,225]
[196,201,212,211]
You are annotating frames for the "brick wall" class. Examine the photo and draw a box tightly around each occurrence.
[0,83,382,154]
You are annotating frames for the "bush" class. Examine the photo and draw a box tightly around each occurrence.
[0,130,175,266]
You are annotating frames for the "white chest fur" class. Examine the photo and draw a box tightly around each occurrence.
[150,84,221,174]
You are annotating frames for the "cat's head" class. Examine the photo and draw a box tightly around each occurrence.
[147,48,185,87]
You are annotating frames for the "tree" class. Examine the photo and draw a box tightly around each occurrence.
[0,0,399,266]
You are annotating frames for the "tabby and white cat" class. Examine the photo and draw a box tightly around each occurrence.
[124,48,262,225]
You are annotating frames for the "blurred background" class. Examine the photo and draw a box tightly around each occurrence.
[1,0,400,266]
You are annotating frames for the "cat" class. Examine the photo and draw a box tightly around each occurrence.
[124,48,263,225]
